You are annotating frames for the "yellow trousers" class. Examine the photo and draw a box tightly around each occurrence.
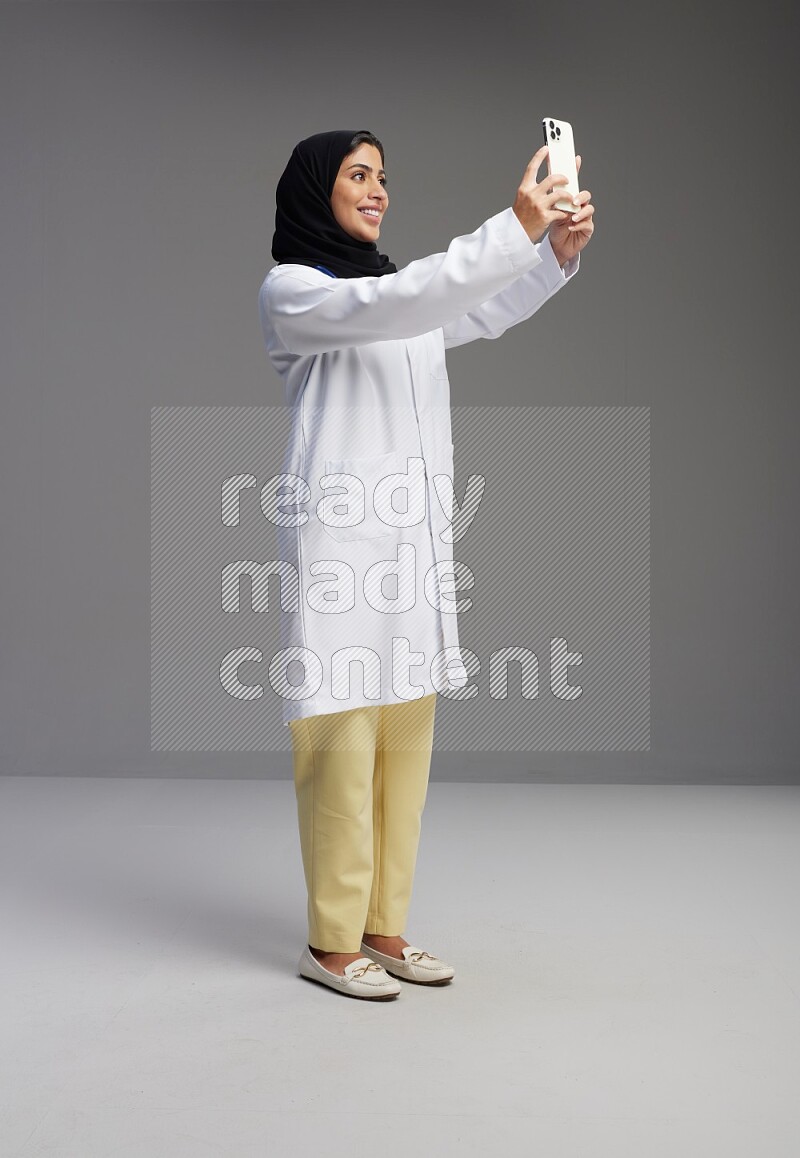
[288,693,437,953]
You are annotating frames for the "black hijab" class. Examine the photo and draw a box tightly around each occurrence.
[271,129,397,279]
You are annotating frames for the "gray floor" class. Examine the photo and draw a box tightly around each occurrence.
[1,776,798,1157]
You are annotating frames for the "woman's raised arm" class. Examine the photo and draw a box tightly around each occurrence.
[260,206,551,356]
[441,230,580,349]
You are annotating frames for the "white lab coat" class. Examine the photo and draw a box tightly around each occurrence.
[258,205,580,725]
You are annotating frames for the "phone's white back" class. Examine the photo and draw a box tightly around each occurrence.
[542,117,579,212]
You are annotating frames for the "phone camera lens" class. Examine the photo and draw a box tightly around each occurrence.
[556,126,561,137]
[549,120,555,128]
[550,130,556,139]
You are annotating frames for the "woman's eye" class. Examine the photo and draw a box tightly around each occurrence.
[353,172,387,187]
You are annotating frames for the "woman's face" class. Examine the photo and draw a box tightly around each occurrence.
[330,143,388,242]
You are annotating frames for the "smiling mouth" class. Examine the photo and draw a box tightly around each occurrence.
[358,208,381,221]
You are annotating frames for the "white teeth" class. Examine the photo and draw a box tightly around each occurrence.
[359,209,380,217]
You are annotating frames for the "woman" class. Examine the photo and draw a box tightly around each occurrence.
[259,129,594,1000]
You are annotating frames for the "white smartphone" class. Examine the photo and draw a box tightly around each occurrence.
[541,117,579,212]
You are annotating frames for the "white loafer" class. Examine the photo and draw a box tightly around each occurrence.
[359,941,455,985]
[298,945,401,1000]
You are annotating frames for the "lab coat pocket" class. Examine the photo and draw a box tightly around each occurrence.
[431,441,455,484]
[425,331,449,380]
[320,449,404,543]
[431,442,457,533]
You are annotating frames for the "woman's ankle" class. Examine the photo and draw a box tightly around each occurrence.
[309,944,362,959]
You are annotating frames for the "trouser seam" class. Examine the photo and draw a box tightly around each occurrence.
[375,705,385,925]
[302,716,316,946]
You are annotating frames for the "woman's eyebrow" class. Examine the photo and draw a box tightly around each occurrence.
[346,163,387,177]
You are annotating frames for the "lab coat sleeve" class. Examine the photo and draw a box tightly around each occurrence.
[260,206,550,356]
[441,231,580,349]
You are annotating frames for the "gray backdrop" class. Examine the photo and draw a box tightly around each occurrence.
[2,0,798,782]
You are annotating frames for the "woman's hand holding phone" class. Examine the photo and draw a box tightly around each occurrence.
[512,146,594,266]
[546,153,594,266]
